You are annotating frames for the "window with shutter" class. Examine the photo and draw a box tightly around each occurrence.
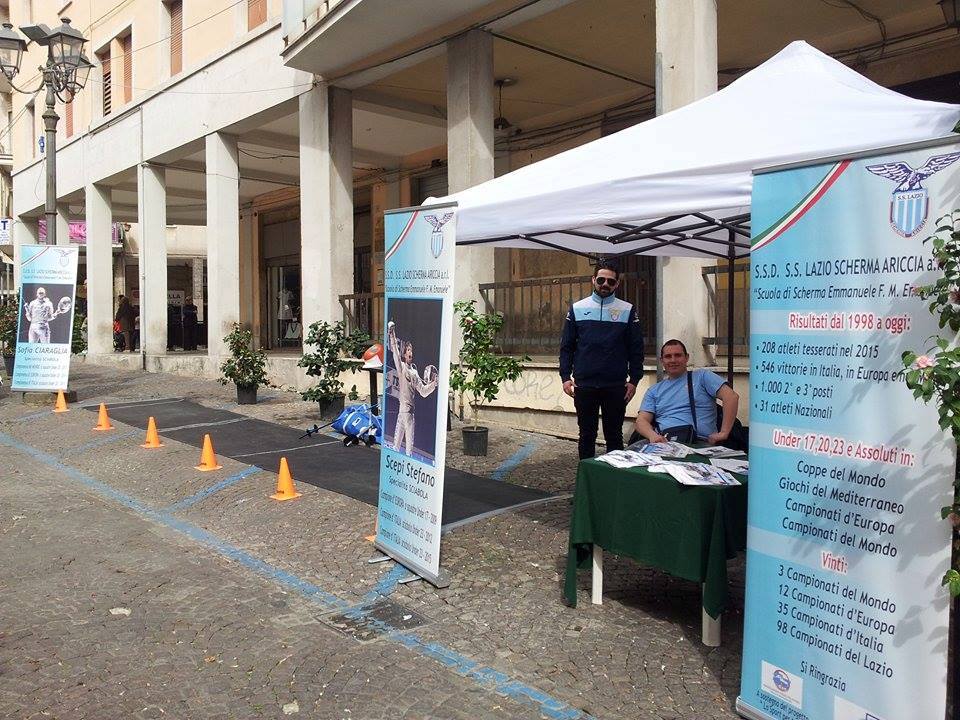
[97,49,111,116]
[248,0,267,30]
[65,101,73,138]
[170,1,182,76]
[121,34,132,104]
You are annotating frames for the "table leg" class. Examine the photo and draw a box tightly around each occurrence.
[702,584,721,647]
[591,545,603,605]
[368,370,379,416]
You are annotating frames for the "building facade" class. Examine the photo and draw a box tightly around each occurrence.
[10,0,960,434]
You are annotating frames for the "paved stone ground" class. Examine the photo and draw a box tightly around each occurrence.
[0,363,745,719]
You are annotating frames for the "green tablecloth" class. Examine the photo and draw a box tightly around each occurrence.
[564,456,747,618]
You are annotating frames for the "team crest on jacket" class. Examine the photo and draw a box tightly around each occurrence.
[424,212,454,258]
[609,309,621,321]
[866,152,960,238]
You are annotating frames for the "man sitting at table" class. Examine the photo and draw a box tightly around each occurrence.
[633,339,739,445]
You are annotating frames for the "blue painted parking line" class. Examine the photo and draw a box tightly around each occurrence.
[491,440,539,481]
[61,429,139,457]
[0,431,348,612]
[164,467,262,513]
[0,430,594,720]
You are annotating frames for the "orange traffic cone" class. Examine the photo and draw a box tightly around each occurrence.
[53,390,68,413]
[141,416,163,449]
[93,403,114,431]
[195,434,222,471]
[270,457,301,501]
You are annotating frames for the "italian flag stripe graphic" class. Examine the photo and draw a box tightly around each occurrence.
[752,160,851,252]
[384,210,420,261]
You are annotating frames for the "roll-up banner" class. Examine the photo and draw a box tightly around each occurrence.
[375,204,457,585]
[738,140,960,720]
[11,244,80,392]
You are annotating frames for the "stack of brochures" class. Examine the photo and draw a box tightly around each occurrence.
[595,450,663,469]
[709,457,749,476]
[632,441,691,458]
[694,445,747,459]
[647,462,740,486]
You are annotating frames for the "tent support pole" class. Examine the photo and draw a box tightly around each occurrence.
[727,232,736,387]
[655,258,664,381]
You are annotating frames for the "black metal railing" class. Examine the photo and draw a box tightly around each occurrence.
[340,291,384,337]
[339,272,660,358]
[702,262,750,358]
[479,272,655,356]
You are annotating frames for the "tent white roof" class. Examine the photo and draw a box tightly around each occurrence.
[438,41,960,259]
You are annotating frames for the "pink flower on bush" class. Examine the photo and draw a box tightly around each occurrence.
[915,355,935,369]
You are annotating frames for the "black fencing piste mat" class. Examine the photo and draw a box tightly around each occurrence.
[87,398,552,526]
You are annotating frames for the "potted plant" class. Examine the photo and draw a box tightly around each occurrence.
[218,323,268,404]
[298,320,369,419]
[449,300,527,456]
[0,300,17,376]
[72,312,87,355]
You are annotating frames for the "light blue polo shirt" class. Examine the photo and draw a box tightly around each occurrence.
[640,369,726,438]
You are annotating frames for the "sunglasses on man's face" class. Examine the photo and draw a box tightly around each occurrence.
[595,276,618,287]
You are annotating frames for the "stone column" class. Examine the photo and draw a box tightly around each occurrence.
[191,257,204,323]
[239,207,255,329]
[113,254,126,300]
[299,83,354,333]
[137,163,167,356]
[205,132,240,359]
[446,29,495,307]
[85,183,113,355]
[655,0,717,366]
[12,217,39,287]
[56,203,70,246]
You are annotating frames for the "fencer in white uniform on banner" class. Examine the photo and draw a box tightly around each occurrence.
[387,320,438,455]
[25,287,56,343]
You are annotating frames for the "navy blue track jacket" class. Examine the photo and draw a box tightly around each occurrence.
[559,291,644,388]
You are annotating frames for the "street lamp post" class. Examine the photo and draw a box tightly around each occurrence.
[0,18,92,246]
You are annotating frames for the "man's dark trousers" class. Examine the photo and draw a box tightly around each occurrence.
[573,385,626,459]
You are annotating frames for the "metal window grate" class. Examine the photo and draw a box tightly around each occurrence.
[248,0,267,29]
[98,49,111,115]
[170,1,183,76]
[121,35,132,104]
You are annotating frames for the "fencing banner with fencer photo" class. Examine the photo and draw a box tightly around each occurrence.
[375,204,457,586]
[12,244,79,392]
[738,141,959,720]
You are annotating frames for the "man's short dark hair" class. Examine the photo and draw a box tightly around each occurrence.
[593,260,620,279]
[660,339,688,357]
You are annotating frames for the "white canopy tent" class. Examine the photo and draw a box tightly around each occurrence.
[438,41,960,261]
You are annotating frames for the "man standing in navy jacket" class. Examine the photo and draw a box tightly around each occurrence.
[559,261,644,459]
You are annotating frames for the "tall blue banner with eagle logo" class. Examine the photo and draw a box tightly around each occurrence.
[375,203,457,585]
[737,140,959,720]
[11,244,79,392]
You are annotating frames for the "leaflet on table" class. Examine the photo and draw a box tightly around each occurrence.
[710,457,749,475]
[632,441,691,457]
[594,450,662,468]
[695,444,746,458]
[738,144,956,720]
[647,462,739,486]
